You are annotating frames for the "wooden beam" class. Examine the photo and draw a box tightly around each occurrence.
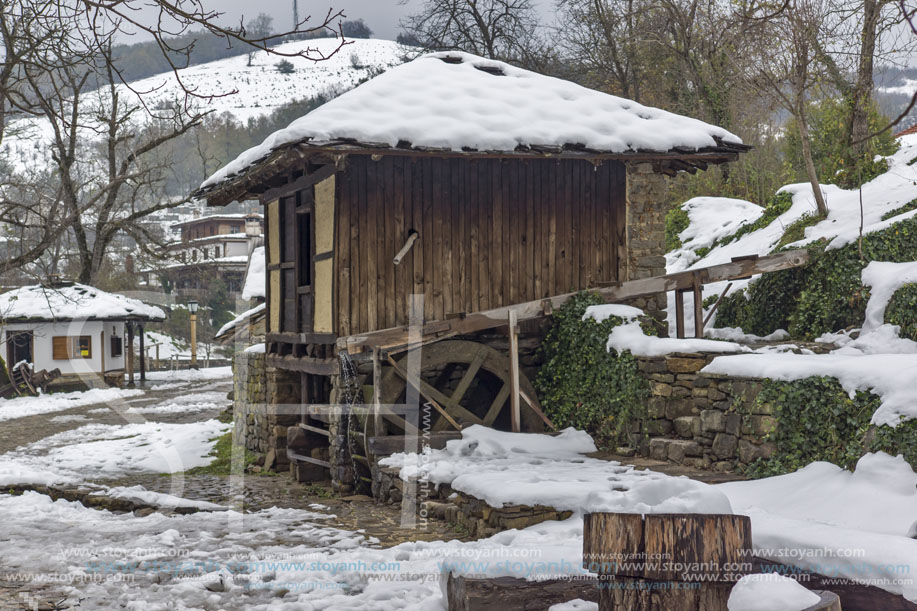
[297,422,331,437]
[368,432,463,455]
[339,250,810,353]
[259,162,341,204]
[508,310,520,433]
[265,354,338,375]
[704,282,733,327]
[447,573,599,611]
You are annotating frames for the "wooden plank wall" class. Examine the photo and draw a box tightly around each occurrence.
[334,155,626,337]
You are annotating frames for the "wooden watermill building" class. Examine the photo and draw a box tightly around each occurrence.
[195,51,748,491]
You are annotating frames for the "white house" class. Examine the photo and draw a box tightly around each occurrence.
[0,281,165,388]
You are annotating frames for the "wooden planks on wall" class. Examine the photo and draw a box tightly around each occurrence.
[335,155,626,337]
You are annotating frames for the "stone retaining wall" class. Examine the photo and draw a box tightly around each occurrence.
[374,466,573,538]
[233,350,300,470]
[635,353,775,472]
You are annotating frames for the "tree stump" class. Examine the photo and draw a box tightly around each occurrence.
[583,513,753,611]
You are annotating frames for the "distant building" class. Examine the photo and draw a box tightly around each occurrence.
[150,211,264,299]
[0,281,165,388]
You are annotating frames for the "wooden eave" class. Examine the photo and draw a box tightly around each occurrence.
[194,137,752,208]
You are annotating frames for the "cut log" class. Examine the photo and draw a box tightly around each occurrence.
[583,513,752,582]
[584,513,752,611]
[446,573,599,611]
[598,579,732,611]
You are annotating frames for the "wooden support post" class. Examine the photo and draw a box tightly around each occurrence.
[138,324,146,383]
[704,282,734,327]
[693,272,704,339]
[508,310,520,433]
[372,347,383,437]
[674,290,686,339]
[126,322,135,386]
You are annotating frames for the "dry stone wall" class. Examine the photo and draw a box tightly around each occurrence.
[635,353,775,472]
[625,163,668,333]
[233,350,300,470]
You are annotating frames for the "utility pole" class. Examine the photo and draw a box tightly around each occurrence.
[293,0,299,34]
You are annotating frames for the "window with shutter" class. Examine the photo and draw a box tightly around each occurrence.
[51,336,92,359]
[52,336,69,360]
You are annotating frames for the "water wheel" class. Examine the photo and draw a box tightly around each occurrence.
[351,340,544,482]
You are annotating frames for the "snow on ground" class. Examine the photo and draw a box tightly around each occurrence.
[0,420,229,485]
[664,133,917,334]
[101,486,228,511]
[204,51,742,188]
[704,327,790,343]
[144,366,233,384]
[727,573,821,611]
[383,426,732,515]
[677,197,765,256]
[383,427,917,602]
[0,387,144,423]
[125,391,229,415]
[549,600,599,611]
[720,453,917,602]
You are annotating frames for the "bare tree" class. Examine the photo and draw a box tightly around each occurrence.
[744,0,833,216]
[556,0,652,101]
[0,0,346,283]
[399,0,543,61]
[245,14,275,67]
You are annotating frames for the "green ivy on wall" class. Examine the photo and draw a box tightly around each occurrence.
[743,376,917,478]
[535,292,650,448]
[885,283,917,341]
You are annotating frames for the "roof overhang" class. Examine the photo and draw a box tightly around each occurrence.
[193,137,752,208]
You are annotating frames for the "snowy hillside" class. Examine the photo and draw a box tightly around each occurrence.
[122,37,408,123]
[666,132,917,331]
[0,38,408,174]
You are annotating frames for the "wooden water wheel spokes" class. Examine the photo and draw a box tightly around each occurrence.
[363,340,544,465]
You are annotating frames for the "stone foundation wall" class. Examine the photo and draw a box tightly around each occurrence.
[636,353,775,472]
[233,351,300,470]
[625,163,668,334]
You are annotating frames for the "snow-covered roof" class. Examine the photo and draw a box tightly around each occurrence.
[198,52,747,198]
[0,283,166,323]
[241,246,266,301]
[172,213,261,228]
